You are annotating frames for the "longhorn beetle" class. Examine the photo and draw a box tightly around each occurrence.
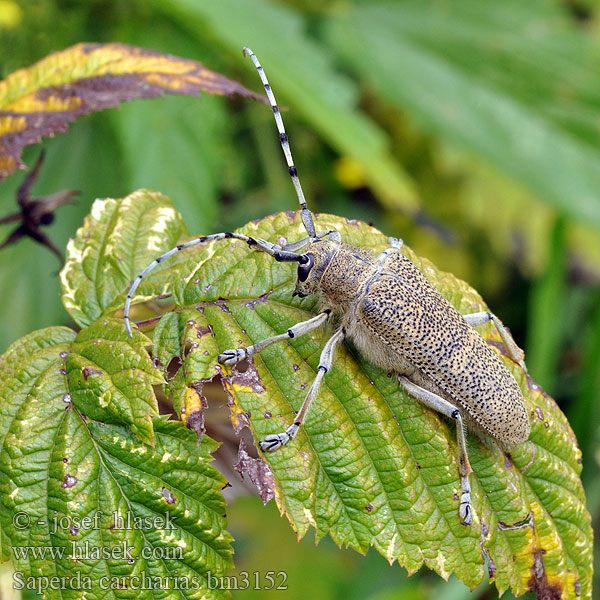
[124,47,531,526]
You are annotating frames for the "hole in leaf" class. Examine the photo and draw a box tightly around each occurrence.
[236,358,250,374]
[166,355,183,381]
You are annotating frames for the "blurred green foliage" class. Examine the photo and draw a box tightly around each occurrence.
[1,0,599,598]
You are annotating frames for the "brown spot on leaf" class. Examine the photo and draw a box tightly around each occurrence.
[528,549,561,599]
[183,385,209,444]
[230,360,265,395]
[479,520,496,580]
[61,474,78,488]
[234,438,275,505]
[283,210,297,223]
[82,366,102,381]
[498,510,533,531]
[194,324,211,337]
[198,298,232,314]
[243,290,273,309]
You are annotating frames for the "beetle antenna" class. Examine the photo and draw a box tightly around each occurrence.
[243,47,317,240]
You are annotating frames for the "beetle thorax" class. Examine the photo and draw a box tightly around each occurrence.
[297,241,378,313]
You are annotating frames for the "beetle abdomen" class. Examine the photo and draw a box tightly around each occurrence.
[353,253,530,447]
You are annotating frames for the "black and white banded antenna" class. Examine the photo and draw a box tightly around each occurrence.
[123,231,306,337]
[242,47,317,240]
[123,47,332,338]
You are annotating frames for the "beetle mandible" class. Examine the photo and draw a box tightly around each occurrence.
[124,47,531,526]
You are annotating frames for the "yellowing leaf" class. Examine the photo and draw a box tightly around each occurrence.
[0,42,264,180]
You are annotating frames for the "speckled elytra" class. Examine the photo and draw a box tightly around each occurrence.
[124,47,531,526]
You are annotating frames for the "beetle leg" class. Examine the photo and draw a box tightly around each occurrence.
[372,238,405,279]
[218,310,330,365]
[464,311,526,370]
[259,327,346,452]
[377,237,404,264]
[398,376,474,526]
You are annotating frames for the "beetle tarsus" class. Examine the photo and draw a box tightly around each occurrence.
[218,349,247,365]
[259,424,298,452]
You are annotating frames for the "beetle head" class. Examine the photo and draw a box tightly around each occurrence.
[293,240,339,298]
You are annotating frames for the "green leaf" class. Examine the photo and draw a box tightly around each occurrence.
[60,189,188,328]
[66,317,163,446]
[323,0,600,227]
[0,326,233,597]
[141,209,592,598]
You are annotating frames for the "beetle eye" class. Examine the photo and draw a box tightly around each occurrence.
[297,253,314,282]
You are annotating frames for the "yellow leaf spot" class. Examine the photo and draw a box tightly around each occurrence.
[5,92,83,113]
[529,500,566,592]
[0,114,26,134]
[221,377,251,433]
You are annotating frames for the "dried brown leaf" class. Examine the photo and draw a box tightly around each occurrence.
[0,43,264,180]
